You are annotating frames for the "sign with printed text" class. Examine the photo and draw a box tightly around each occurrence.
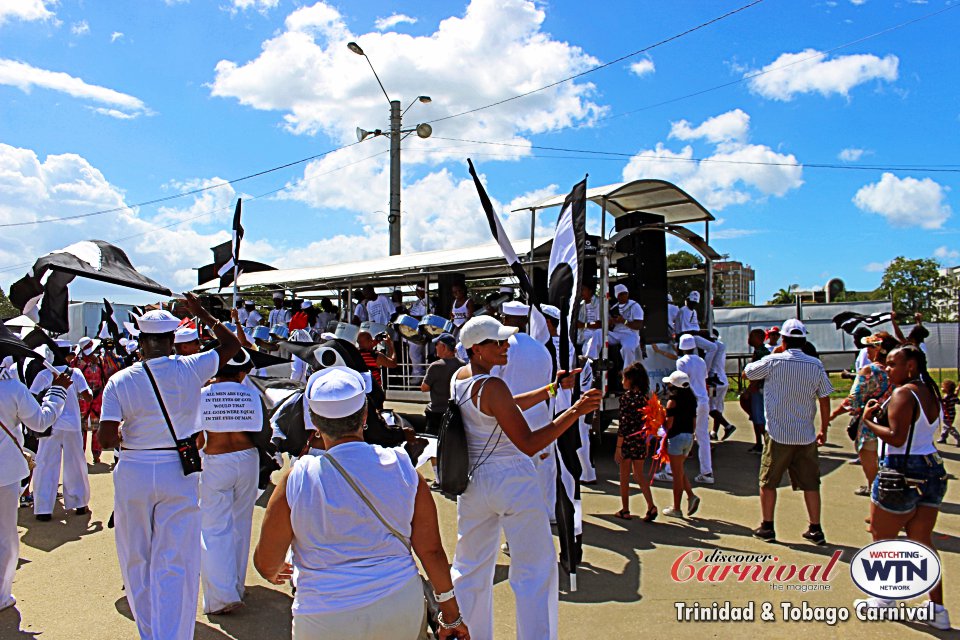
[199,381,263,433]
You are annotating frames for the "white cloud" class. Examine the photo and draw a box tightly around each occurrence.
[210,0,604,155]
[710,228,762,240]
[670,108,750,145]
[110,31,124,43]
[838,147,865,161]
[0,0,54,26]
[229,0,280,14]
[850,0,867,5]
[747,49,898,101]
[375,13,417,31]
[864,261,890,273]
[70,20,89,36]
[0,58,151,118]
[623,109,803,212]
[934,246,959,263]
[629,58,655,77]
[853,173,952,229]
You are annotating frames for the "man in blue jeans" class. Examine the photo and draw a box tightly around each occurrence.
[743,328,769,453]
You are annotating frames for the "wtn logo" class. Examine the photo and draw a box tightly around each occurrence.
[851,541,940,600]
[861,559,927,583]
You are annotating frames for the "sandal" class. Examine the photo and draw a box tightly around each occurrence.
[614,509,632,520]
[642,507,658,522]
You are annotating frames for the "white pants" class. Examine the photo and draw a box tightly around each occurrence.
[608,330,639,368]
[408,341,426,378]
[114,451,201,640]
[452,457,558,640]
[580,328,601,360]
[694,400,712,476]
[292,573,425,640]
[534,450,557,521]
[0,481,21,609]
[577,416,596,482]
[200,448,258,614]
[34,430,90,515]
[709,383,729,413]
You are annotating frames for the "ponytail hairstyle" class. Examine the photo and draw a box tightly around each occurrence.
[892,343,941,404]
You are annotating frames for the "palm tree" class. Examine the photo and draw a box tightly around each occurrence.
[769,285,798,305]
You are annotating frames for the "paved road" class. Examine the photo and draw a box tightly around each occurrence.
[2,400,958,638]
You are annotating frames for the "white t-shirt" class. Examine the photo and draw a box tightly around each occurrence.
[199,381,264,433]
[409,297,430,318]
[268,308,291,327]
[0,380,67,486]
[677,353,709,401]
[711,339,728,385]
[244,310,263,328]
[30,366,90,432]
[678,306,700,333]
[577,297,600,343]
[353,303,368,323]
[492,332,553,431]
[611,299,643,336]
[100,351,220,450]
[854,347,871,372]
[367,295,394,325]
[667,303,681,334]
[286,442,419,615]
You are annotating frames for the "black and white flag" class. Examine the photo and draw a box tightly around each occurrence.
[217,199,244,291]
[98,299,122,342]
[832,310,894,334]
[8,240,171,334]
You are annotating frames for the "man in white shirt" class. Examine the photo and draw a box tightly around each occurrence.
[268,293,291,329]
[0,365,70,612]
[608,283,644,369]
[667,294,681,340]
[363,285,394,326]
[705,331,737,442]
[98,295,241,640]
[242,301,262,329]
[678,291,701,334]
[676,333,715,485]
[174,324,201,356]
[765,326,781,353]
[576,284,602,360]
[30,340,92,521]
[408,284,431,377]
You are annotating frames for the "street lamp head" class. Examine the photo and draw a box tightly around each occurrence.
[357,127,371,143]
[418,96,432,104]
[416,123,433,139]
[347,41,364,56]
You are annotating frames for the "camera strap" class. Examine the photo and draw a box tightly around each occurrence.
[143,361,181,448]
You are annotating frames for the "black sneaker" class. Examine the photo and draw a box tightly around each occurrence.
[802,528,827,546]
[35,514,52,522]
[722,425,737,441]
[753,525,776,542]
[75,506,89,516]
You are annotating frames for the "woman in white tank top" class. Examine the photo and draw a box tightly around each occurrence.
[449,283,474,331]
[860,344,950,629]
[450,317,600,640]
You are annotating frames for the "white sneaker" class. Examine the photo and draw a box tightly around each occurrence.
[854,597,896,609]
[654,471,673,482]
[0,596,15,612]
[662,507,684,518]
[922,601,952,630]
[695,473,715,485]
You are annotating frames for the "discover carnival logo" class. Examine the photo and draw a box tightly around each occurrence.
[850,539,941,600]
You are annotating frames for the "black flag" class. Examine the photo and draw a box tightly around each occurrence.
[832,310,893,334]
[216,199,244,291]
[8,240,171,334]
[98,299,122,343]
[0,323,50,363]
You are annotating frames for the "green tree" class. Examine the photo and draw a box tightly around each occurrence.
[768,285,798,305]
[880,257,949,319]
[0,286,17,319]
[665,250,724,308]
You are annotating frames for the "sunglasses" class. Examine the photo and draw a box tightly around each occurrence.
[478,338,507,347]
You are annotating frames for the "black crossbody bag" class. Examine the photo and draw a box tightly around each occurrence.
[875,399,922,505]
[143,362,202,476]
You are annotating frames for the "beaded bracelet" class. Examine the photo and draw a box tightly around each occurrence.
[438,611,464,630]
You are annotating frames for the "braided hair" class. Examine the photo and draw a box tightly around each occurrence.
[892,343,941,404]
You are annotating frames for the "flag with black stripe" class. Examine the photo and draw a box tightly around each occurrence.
[98,299,122,342]
[832,310,893,334]
[216,199,244,291]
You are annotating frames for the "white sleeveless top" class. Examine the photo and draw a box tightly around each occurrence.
[286,442,419,615]
[885,389,940,456]
[451,299,470,327]
[452,373,523,465]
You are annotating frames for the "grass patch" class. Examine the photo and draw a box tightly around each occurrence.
[725,367,958,402]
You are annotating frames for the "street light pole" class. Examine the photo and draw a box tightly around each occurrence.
[389,99,402,255]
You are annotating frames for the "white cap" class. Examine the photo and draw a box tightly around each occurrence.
[541,304,561,321]
[667,293,674,303]
[272,292,283,299]
[78,337,100,355]
[55,339,71,349]
[136,310,181,334]
[459,316,518,348]
[781,318,807,338]
[122,321,141,337]
[678,334,696,351]
[320,331,337,341]
[501,301,529,317]
[223,349,251,367]
[119,337,129,347]
[306,367,367,419]
[688,291,701,302]
[614,284,628,297]
[174,326,199,344]
[289,329,312,343]
[125,340,139,354]
[498,286,513,294]
[416,284,425,291]
[301,300,313,309]
[244,300,255,306]
[663,370,691,388]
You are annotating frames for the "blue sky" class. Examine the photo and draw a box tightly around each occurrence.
[0,0,957,305]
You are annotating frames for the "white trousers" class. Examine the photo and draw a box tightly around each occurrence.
[0,481,21,610]
[580,328,601,360]
[451,457,558,640]
[694,400,712,476]
[608,331,639,368]
[34,430,90,515]
[534,450,557,521]
[291,573,425,640]
[709,383,729,413]
[200,448,258,614]
[114,451,201,640]
[408,341,426,378]
[577,416,596,482]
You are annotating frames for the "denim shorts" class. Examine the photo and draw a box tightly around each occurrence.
[871,453,948,514]
[750,392,766,426]
[667,432,694,456]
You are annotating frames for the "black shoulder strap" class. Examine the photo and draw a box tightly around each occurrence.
[142,361,180,446]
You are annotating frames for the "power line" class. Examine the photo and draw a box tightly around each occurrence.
[431,136,960,173]
[424,0,766,126]
[0,141,362,229]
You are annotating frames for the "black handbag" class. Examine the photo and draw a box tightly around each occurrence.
[875,400,921,507]
[846,415,860,442]
[143,362,202,476]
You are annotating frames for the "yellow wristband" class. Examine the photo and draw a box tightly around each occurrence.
[547,382,557,398]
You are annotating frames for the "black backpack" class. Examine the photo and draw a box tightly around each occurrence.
[437,375,492,496]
